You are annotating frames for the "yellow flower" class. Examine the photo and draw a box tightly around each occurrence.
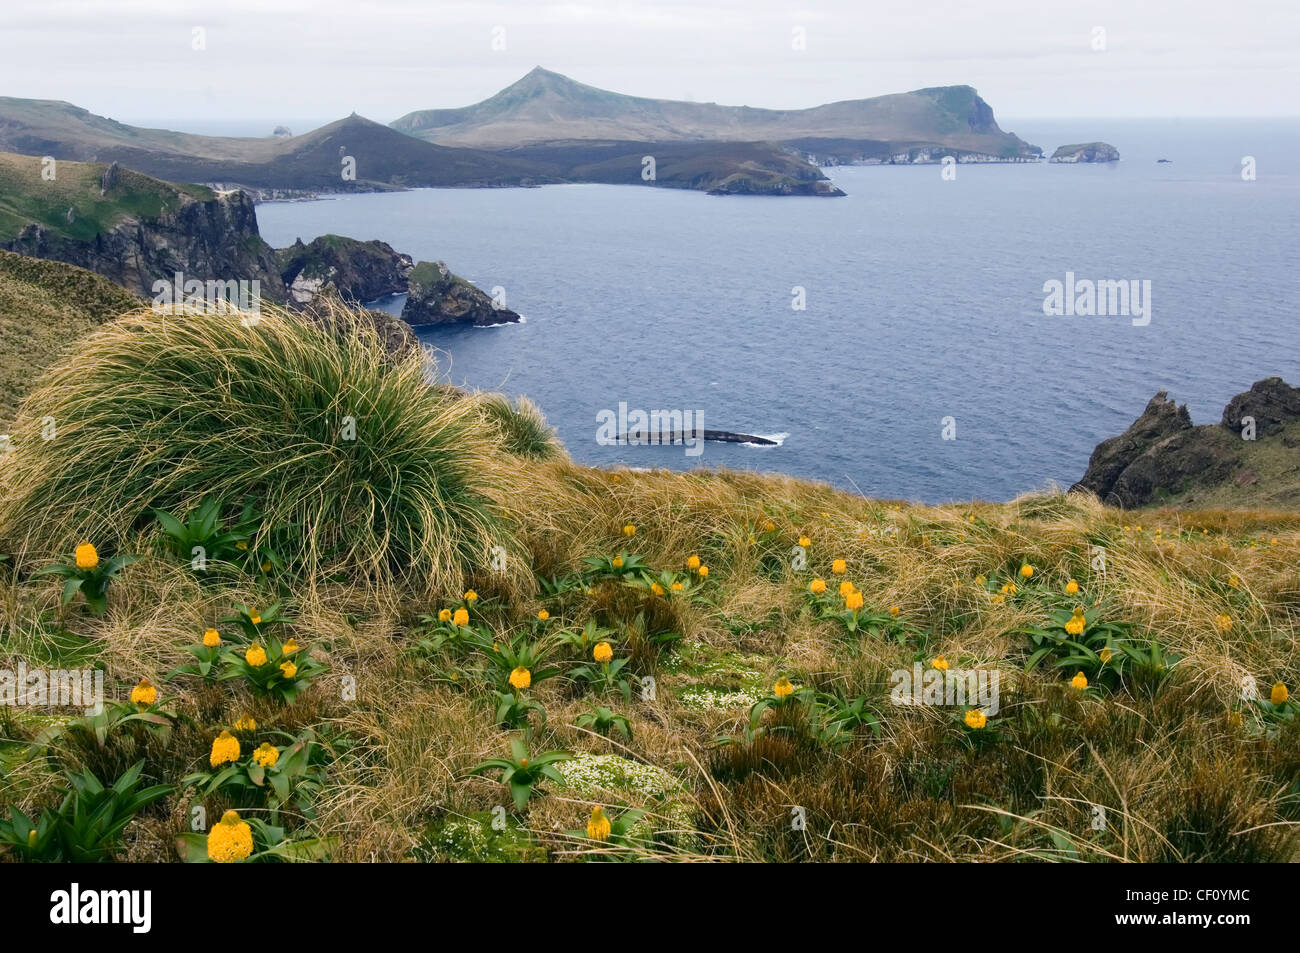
[1020,564,1034,579]
[281,638,299,655]
[809,578,827,594]
[931,656,948,671]
[453,608,469,627]
[1070,671,1088,691]
[252,742,279,768]
[74,541,98,570]
[964,708,987,730]
[129,677,157,707]
[593,642,613,663]
[798,536,811,548]
[974,574,987,587]
[1065,579,1079,595]
[622,524,636,537]
[1214,614,1233,633]
[248,610,261,625]
[439,608,452,622]
[27,828,37,849]
[210,730,240,767]
[279,660,297,679]
[612,556,624,569]
[687,554,701,570]
[839,580,856,597]
[207,810,253,863]
[831,558,847,574]
[773,677,794,697]
[845,591,863,611]
[1271,682,1289,706]
[670,581,683,592]
[587,805,611,842]
[1099,647,1113,663]
[697,566,708,578]
[245,644,267,667]
[235,540,248,551]
[1065,613,1085,636]
[464,590,478,602]
[202,628,221,647]
[762,520,776,532]
[537,609,550,621]
[889,605,900,617]
[509,666,531,691]
[233,714,257,732]
[1228,574,1240,589]
[650,582,665,596]
[992,593,1006,605]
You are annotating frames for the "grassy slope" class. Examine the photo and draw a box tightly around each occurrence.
[0,300,1296,864]
[0,250,140,424]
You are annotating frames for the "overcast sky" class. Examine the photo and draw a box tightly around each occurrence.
[1,0,1296,129]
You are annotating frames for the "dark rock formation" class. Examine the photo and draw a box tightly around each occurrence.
[1073,379,1300,507]
[277,235,412,305]
[2,188,286,300]
[400,260,520,327]
[1220,377,1300,438]
[1050,142,1120,163]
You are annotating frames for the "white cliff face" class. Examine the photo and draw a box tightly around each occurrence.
[290,273,329,303]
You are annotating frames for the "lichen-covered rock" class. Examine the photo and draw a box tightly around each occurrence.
[1220,377,1300,438]
[276,234,412,305]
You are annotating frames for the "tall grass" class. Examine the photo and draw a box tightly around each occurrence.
[0,300,513,595]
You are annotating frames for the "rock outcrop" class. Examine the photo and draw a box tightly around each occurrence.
[400,261,520,327]
[277,235,413,305]
[1050,142,1120,163]
[1073,378,1300,507]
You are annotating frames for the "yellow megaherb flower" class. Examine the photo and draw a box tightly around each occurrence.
[233,715,257,732]
[464,590,479,603]
[773,677,794,697]
[453,608,469,627]
[762,520,776,532]
[839,580,856,597]
[537,609,550,621]
[670,581,683,592]
[252,742,279,768]
[931,656,949,671]
[1065,612,1085,636]
[1065,579,1079,595]
[279,660,297,679]
[612,556,624,569]
[1228,574,1240,589]
[832,558,847,574]
[889,605,901,617]
[210,730,240,767]
[1214,614,1233,633]
[439,608,452,622]
[245,644,267,667]
[687,554,701,570]
[129,678,157,707]
[974,574,987,587]
[207,810,253,863]
[845,591,863,611]
[1070,672,1088,691]
[1020,564,1034,579]
[587,805,611,842]
[1271,682,1289,706]
[281,639,299,655]
[509,667,531,691]
[74,541,99,570]
[593,642,613,663]
[249,610,262,625]
[964,708,987,730]
[798,536,811,548]
[651,582,665,596]
[202,628,221,647]
[697,566,708,578]
[809,578,827,594]
[1099,647,1113,663]
[622,524,636,537]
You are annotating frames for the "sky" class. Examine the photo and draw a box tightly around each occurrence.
[1,0,1296,131]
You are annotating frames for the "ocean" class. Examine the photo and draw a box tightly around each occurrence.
[256,118,1300,503]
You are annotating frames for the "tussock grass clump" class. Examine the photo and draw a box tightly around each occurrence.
[468,392,564,461]
[0,300,511,595]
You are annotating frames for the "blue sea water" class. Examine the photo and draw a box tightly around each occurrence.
[256,118,1300,503]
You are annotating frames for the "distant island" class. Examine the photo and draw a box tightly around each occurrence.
[1049,142,1120,163]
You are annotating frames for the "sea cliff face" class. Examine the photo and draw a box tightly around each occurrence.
[277,235,413,304]
[401,260,521,327]
[2,187,285,299]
